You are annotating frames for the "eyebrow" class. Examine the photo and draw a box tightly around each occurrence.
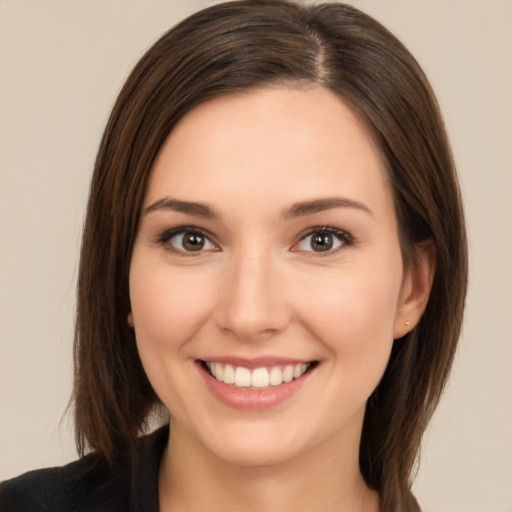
[145,196,373,220]
[145,197,221,219]
[283,197,374,218]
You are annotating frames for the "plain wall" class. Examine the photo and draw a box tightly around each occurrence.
[1,1,511,511]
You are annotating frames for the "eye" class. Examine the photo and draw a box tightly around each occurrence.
[294,227,352,254]
[158,228,217,254]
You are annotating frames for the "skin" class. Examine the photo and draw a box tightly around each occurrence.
[128,85,434,512]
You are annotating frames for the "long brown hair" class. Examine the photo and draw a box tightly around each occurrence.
[73,2,468,510]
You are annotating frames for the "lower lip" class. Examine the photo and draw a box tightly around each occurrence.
[197,362,313,411]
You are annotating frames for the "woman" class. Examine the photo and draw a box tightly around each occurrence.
[0,1,467,511]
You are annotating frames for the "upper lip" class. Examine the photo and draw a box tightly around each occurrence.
[198,356,316,369]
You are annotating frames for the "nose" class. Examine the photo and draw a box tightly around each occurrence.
[215,248,291,342]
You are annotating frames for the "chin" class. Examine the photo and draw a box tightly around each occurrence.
[178,414,314,467]
[208,435,306,467]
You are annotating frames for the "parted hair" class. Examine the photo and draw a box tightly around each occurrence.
[73,2,468,511]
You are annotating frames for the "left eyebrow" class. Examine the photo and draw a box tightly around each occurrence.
[283,197,374,219]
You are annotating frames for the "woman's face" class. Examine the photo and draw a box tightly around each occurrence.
[129,86,416,466]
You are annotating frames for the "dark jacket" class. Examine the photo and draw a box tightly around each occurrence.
[1,425,422,511]
[0,426,168,512]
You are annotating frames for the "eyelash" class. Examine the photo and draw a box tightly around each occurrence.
[293,226,354,255]
[155,225,354,256]
[155,226,219,256]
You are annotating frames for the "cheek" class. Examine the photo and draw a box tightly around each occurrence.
[295,261,403,365]
[129,266,213,347]
[128,263,219,411]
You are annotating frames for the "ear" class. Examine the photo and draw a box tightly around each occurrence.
[127,312,135,328]
[394,242,436,339]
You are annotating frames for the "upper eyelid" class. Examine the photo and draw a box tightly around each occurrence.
[297,225,353,240]
[157,225,217,241]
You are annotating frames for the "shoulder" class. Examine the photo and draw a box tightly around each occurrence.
[0,425,168,512]
[0,452,129,512]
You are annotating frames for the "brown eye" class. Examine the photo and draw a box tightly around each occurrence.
[166,230,216,253]
[295,228,350,254]
[182,232,206,251]
[310,233,333,252]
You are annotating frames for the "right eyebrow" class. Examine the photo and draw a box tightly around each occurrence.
[144,197,221,220]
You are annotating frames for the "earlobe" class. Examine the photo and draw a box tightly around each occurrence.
[128,312,135,328]
[394,242,436,339]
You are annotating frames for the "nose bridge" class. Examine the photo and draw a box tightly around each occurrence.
[216,243,289,341]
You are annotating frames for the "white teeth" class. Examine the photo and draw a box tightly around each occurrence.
[205,361,312,389]
[223,364,235,384]
[251,367,270,388]
[294,363,307,378]
[269,366,283,386]
[282,365,294,383]
[214,362,224,381]
[234,367,251,387]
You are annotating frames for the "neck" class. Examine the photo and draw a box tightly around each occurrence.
[158,418,379,512]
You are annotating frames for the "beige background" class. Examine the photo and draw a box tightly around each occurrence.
[1,1,511,510]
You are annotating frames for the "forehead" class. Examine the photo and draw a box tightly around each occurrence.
[146,85,391,214]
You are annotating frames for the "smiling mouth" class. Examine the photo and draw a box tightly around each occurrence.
[200,360,318,390]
